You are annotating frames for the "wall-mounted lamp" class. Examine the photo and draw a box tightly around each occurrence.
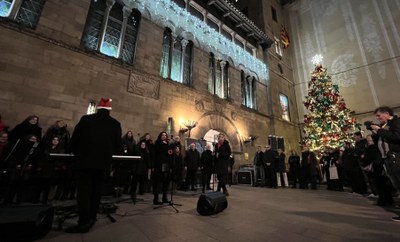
[87,100,97,115]
[243,135,258,144]
[180,120,197,138]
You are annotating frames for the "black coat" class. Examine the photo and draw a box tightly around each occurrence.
[377,115,400,153]
[301,151,318,175]
[43,125,70,152]
[214,140,231,174]
[288,155,300,171]
[253,151,263,166]
[172,152,183,182]
[152,139,173,173]
[263,149,277,167]
[9,120,42,144]
[121,138,139,156]
[185,149,200,171]
[360,144,380,167]
[135,147,150,175]
[71,110,122,170]
[200,150,214,170]
[276,153,286,173]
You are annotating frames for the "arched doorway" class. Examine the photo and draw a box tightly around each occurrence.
[191,112,243,154]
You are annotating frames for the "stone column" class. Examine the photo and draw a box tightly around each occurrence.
[168,33,178,79]
[220,61,226,98]
[98,0,116,51]
[213,57,219,95]
[180,39,189,83]
[9,0,23,19]
[247,76,253,108]
[117,6,133,58]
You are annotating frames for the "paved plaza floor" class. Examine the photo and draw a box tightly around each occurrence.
[35,185,400,241]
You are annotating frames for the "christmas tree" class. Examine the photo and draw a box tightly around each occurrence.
[303,63,360,152]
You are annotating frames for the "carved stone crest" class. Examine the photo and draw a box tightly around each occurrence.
[195,100,204,112]
[127,72,160,99]
[213,100,223,113]
[231,111,238,121]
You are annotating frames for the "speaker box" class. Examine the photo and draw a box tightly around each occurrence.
[237,170,253,185]
[197,192,228,216]
[0,205,54,241]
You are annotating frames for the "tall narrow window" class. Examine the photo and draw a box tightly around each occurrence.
[1,0,46,28]
[209,53,229,99]
[271,6,277,22]
[279,94,290,121]
[81,0,141,65]
[241,71,257,109]
[274,36,282,56]
[160,28,193,85]
[0,0,14,17]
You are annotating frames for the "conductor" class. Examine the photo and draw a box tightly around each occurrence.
[66,98,122,233]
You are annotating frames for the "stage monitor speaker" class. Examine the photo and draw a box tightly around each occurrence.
[197,192,228,216]
[0,205,54,241]
[237,170,253,185]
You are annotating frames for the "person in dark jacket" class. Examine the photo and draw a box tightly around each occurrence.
[131,141,150,202]
[9,115,42,144]
[172,145,184,190]
[361,134,391,205]
[66,98,122,233]
[152,131,173,205]
[113,131,138,195]
[214,133,231,196]
[263,145,277,188]
[34,136,65,204]
[300,147,318,189]
[43,120,70,152]
[201,144,214,192]
[342,142,367,194]
[276,148,288,187]
[370,106,399,220]
[185,142,201,191]
[253,146,264,187]
[288,150,300,188]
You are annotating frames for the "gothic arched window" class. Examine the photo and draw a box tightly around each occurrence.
[209,53,229,99]
[1,0,46,29]
[81,0,141,65]
[241,71,257,109]
[160,28,193,85]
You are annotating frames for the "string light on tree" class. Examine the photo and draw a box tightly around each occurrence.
[302,55,361,152]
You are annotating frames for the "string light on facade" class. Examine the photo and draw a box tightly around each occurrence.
[128,0,269,82]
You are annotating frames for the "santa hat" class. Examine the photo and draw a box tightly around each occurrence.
[97,98,112,110]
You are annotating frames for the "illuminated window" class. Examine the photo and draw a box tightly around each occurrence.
[160,28,193,85]
[241,71,257,109]
[279,94,290,121]
[0,0,14,17]
[81,0,141,64]
[209,53,229,99]
[274,36,282,56]
[0,0,46,28]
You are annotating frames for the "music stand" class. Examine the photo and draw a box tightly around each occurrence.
[48,153,77,229]
[111,155,144,204]
[153,156,182,213]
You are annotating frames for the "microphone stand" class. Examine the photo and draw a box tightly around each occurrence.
[154,154,182,213]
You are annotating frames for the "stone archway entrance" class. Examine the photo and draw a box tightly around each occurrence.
[191,112,243,154]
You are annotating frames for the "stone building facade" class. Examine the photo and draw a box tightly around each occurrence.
[0,0,300,170]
